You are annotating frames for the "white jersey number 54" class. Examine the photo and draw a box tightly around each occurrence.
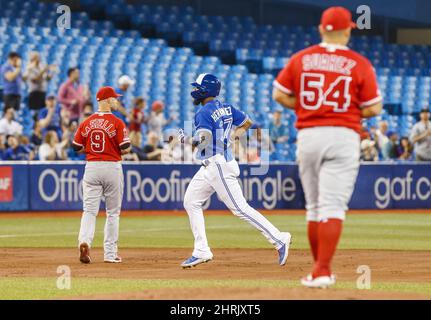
[300,72,352,112]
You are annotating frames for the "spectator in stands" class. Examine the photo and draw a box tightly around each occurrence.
[182,137,195,163]
[30,121,43,148]
[60,106,80,160]
[249,123,273,163]
[24,51,56,112]
[247,144,260,164]
[57,67,90,123]
[123,130,145,161]
[397,137,413,160]
[409,108,431,161]
[81,102,93,121]
[4,135,34,160]
[269,110,289,146]
[19,135,35,156]
[376,120,389,151]
[65,118,85,161]
[60,107,72,130]
[112,102,131,125]
[368,125,378,142]
[360,139,378,161]
[381,131,398,160]
[162,129,189,163]
[142,131,163,161]
[1,52,26,111]
[247,125,261,164]
[0,106,23,136]
[147,100,173,140]
[0,134,6,160]
[233,135,247,163]
[38,130,69,161]
[360,124,371,141]
[38,95,62,138]
[129,97,146,142]
[62,119,78,146]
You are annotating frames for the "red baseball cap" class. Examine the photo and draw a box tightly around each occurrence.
[151,100,165,112]
[96,86,122,101]
[321,6,356,31]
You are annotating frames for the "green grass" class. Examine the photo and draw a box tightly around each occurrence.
[0,213,430,250]
[0,277,430,300]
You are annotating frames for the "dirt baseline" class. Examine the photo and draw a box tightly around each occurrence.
[1,248,430,299]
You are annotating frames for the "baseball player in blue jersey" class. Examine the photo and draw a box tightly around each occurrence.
[179,73,292,268]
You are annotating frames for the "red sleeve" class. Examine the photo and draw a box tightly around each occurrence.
[357,60,382,108]
[116,119,130,147]
[73,123,85,147]
[273,56,296,95]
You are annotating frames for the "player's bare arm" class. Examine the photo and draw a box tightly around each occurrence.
[232,118,253,140]
[411,129,431,144]
[272,88,296,110]
[361,102,383,118]
[38,104,56,129]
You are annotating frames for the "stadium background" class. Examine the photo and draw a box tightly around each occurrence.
[0,0,430,300]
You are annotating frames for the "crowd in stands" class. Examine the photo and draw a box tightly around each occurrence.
[0,50,188,162]
[359,107,431,161]
[1,50,431,163]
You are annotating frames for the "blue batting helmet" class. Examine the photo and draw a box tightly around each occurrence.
[190,73,221,103]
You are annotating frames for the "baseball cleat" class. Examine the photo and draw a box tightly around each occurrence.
[301,274,336,289]
[104,256,122,263]
[79,243,91,264]
[181,256,213,268]
[278,232,292,266]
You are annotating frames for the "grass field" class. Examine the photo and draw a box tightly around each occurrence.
[0,212,430,299]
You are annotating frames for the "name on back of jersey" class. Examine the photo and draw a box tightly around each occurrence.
[81,118,117,138]
[210,106,233,122]
[302,53,357,75]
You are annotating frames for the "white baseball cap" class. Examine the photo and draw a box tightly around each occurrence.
[118,75,135,86]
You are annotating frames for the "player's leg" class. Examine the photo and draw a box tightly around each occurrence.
[209,160,290,260]
[183,166,215,265]
[78,166,102,262]
[313,128,360,279]
[102,164,124,262]
[296,129,322,262]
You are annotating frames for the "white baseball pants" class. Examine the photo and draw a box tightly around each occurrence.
[296,127,360,222]
[78,161,124,260]
[183,154,285,259]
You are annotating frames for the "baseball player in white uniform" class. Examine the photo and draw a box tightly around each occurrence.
[178,73,292,268]
[73,86,131,264]
[273,7,382,288]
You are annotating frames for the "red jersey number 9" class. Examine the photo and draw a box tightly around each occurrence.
[90,130,105,153]
[300,73,352,112]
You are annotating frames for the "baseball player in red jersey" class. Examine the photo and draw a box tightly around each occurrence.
[273,7,382,288]
[72,86,131,264]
